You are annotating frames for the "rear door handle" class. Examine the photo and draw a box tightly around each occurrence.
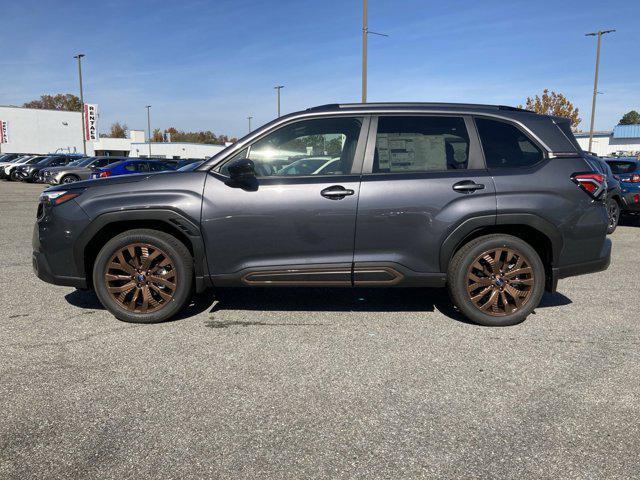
[321,185,355,199]
[452,180,485,193]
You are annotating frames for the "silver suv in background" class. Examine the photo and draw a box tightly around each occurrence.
[42,156,126,184]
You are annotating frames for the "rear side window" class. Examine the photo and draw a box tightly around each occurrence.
[373,116,470,173]
[125,163,137,172]
[476,118,543,169]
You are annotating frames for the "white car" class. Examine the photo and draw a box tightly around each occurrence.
[2,156,44,180]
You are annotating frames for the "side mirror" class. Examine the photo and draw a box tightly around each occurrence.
[228,158,256,181]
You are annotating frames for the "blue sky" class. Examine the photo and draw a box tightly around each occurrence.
[1,0,638,137]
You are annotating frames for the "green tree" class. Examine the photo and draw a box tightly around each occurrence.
[619,110,640,125]
[519,89,581,129]
[23,94,82,112]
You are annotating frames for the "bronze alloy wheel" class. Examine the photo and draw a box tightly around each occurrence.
[104,243,178,313]
[466,247,534,317]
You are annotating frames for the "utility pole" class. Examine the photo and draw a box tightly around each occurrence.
[74,54,86,155]
[145,105,152,157]
[586,29,615,152]
[274,85,284,117]
[361,0,388,103]
[247,115,253,133]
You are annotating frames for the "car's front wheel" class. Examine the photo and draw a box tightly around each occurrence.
[447,234,545,327]
[93,229,193,323]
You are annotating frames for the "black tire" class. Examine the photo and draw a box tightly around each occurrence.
[606,199,620,234]
[9,171,18,181]
[447,234,545,327]
[61,174,80,184]
[92,229,193,323]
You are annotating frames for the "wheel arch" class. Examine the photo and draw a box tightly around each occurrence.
[75,209,211,292]
[440,213,561,290]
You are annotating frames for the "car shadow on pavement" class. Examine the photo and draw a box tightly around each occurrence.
[64,287,572,325]
[619,215,640,227]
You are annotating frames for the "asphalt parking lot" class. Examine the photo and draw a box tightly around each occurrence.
[1,181,639,479]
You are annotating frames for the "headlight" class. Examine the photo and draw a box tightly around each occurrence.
[40,189,84,206]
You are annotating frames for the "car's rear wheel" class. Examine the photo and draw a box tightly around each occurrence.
[606,198,620,234]
[93,229,193,323]
[61,174,79,184]
[447,234,545,327]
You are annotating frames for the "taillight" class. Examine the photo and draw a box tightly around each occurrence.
[572,172,605,199]
[99,171,111,178]
[629,174,640,183]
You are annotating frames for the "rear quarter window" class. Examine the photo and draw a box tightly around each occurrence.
[476,118,544,169]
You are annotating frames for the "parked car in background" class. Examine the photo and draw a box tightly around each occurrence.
[34,102,611,327]
[15,154,83,182]
[90,159,176,179]
[276,157,341,176]
[585,155,622,233]
[604,157,640,217]
[42,156,124,185]
[3,156,46,180]
[0,153,29,165]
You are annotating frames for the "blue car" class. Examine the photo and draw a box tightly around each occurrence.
[91,159,175,179]
[604,157,640,215]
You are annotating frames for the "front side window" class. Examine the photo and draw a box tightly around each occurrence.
[372,116,470,173]
[476,118,543,169]
[234,117,363,177]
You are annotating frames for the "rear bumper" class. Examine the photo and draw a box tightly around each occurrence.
[550,238,611,290]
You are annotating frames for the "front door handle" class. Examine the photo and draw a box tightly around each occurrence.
[452,180,485,193]
[321,185,355,199]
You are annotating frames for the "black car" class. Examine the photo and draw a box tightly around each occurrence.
[34,103,611,327]
[585,155,623,233]
[15,155,84,182]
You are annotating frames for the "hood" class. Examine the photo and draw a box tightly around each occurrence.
[46,172,153,192]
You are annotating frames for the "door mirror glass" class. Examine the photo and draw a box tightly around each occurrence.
[228,157,256,180]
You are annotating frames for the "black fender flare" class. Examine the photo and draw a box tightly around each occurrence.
[73,208,211,291]
[438,213,562,272]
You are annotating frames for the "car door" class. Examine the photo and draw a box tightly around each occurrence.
[353,115,496,285]
[201,115,369,285]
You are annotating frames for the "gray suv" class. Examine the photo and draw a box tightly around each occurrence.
[41,156,123,184]
[33,103,611,326]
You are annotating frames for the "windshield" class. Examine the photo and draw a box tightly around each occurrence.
[606,160,638,175]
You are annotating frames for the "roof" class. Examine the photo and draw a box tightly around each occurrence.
[613,124,640,139]
[306,102,534,114]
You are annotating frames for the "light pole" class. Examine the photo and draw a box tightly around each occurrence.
[274,85,284,117]
[247,115,253,133]
[361,0,388,103]
[586,29,615,152]
[73,54,86,155]
[145,105,152,157]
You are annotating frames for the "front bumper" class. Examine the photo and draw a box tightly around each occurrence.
[549,238,612,291]
[32,250,87,288]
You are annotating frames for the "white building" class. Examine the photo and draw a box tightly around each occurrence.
[575,125,640,157]
[0,105,227,159]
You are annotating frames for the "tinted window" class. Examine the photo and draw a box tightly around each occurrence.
[138,162,150,172]
[476,118,543,169]
[241,117,363,177]
[150,162,170,171]
[373,116,469,173]
[125,163,137,172]
[606,161,638,174]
